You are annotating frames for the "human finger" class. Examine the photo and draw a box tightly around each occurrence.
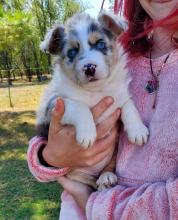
[49,98,65,134]
[95,126,118,154]
[84,126,118,166]
[96,108,121,139]
[91,97,114,122]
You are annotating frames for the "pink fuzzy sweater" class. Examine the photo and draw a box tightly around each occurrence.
[27,49,178,220]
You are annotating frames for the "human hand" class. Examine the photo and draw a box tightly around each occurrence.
[42,97,120,168]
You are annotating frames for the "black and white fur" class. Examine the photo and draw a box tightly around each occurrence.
[36,11,149,190]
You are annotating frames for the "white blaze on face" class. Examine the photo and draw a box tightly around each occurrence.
[72,19,110,84]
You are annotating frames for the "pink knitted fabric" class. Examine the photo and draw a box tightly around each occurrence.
[27,136,69,182]
[27,49,178,220]
[86,49,178,220]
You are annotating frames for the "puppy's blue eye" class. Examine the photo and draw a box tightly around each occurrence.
[67,48,78,60]
[95,40,106,50]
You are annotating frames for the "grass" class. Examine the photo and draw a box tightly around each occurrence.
[0,78,62,220]
[0,80,48,111]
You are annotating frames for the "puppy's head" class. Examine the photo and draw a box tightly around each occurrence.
[40,12,127,84]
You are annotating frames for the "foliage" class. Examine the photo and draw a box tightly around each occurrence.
[0,0,85,84]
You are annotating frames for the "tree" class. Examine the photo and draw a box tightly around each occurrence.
[0,0,86,83]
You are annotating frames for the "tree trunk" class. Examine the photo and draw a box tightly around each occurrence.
[12,70,16,80]
[7,69,12,86]
[0,73,3,83]
[31,40,41,82]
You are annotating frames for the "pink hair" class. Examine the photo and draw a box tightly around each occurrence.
[116,0,178,55]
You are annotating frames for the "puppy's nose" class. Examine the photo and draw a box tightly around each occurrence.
[83,64,96,77]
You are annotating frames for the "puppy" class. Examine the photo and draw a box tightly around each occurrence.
[36,11,149,190]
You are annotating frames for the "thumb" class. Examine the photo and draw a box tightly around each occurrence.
[49,98,65,134]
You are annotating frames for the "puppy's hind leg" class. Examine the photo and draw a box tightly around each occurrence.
[96,147,118,191]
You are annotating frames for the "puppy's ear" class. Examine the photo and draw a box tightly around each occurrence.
[98,11,128,37]
[40,25,66,54]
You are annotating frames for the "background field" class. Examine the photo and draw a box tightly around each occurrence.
[0,1,115,219]
[0,79,62,220]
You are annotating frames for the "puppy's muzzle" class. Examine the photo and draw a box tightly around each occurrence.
[83,64,97,78]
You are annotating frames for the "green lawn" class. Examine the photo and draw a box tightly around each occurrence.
[0,79,62,220]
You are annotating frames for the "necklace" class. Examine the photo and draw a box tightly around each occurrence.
[145,49,170,109]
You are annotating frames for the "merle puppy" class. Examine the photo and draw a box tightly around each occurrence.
[36,11,149,190]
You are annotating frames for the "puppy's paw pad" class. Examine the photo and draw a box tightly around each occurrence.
[128,124,149,146]
[96,172,118,191]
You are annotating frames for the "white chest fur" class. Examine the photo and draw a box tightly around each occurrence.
[52,44,131,123]
[37,44,148,149]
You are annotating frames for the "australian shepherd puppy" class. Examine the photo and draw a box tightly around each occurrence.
[36,11,149,190]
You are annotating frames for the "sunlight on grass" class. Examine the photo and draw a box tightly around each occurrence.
[1,149,26,160]
[19,199,59,220]
[0,82,47,112]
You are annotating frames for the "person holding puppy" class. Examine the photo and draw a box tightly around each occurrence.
[27,0,178,219]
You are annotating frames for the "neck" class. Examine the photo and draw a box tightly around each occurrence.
[151,27,175,58]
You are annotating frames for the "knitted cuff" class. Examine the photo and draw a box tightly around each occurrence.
[27,136,70,182]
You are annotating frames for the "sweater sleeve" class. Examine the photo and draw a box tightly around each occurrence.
[27,136,70,182]
[86,178,178,220]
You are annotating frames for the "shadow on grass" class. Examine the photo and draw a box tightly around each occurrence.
[0,157,62,220]
[0,111,36,152]
[0,111,63,219]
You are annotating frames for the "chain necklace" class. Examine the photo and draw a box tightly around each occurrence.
[145,49,170,109]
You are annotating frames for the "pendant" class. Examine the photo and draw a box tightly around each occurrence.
[145,80,159,94]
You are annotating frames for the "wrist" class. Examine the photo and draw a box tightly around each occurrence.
[42,144,60,168]
[38,144,54,167]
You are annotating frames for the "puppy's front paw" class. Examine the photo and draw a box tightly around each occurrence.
[76,125,97,148]
[127,123,149,146]
[96,172,118,191]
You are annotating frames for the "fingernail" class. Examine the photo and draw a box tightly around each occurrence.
[106,97,113,105]
[116,109,121,116]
